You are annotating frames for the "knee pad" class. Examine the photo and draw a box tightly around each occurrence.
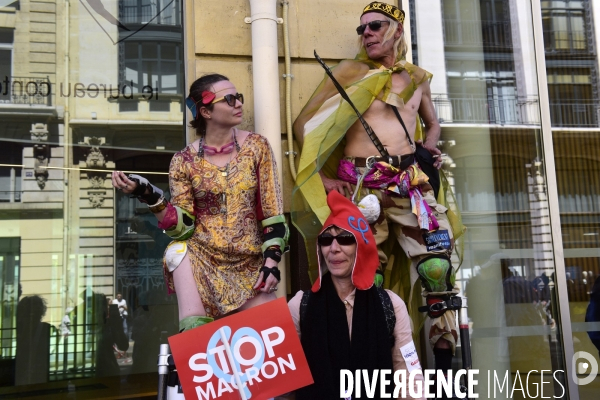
[179,315,213,332]
[416,255,455,293]
[165,241,187,273]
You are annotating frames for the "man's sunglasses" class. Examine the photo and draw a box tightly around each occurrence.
[318,233,357,246]
[212,93,244,107]
[356,20,390,35]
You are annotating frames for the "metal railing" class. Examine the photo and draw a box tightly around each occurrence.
[443,19,512,47]
[549,101,599,127]
[120,0,181,26]
[432,94,540,126]
[49,322,97,381]
[0,76,52,106]
[0,322,105,382]
[543,29,588,52]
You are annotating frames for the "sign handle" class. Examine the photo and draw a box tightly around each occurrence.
[219,327,248,400]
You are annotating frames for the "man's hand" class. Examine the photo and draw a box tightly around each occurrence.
[319,171,353,198]
[418,140,443,170]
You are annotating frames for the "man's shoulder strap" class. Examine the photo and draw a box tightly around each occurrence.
[376,287,396,347]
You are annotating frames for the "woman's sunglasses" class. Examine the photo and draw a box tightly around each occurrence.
[356,20,390,35]
[212,93,244,107]
[318,233,357,246]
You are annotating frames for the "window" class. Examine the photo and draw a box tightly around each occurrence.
[120,41,182,112]
[120,0,181,26]
[542,0,588,52]
[0,238,20,360]
[547,67,596,126]
[0,29,14,103]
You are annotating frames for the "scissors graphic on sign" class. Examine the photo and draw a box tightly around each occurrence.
[348,216,369,244]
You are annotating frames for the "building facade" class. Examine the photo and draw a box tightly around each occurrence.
[0,0,598,398]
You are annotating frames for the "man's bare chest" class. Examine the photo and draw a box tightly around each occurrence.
[389,71,422,111]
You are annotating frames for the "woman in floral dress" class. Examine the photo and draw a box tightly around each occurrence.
[111,74,288,331]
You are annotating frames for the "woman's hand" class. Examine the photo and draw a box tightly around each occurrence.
[111,171,139,195]
[253,258,280,293]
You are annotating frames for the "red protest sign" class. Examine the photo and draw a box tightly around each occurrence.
[169,297,313,400]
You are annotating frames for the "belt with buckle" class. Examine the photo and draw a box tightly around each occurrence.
[351,153,414,169]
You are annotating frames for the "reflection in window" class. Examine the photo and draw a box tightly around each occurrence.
[120,0,181,26]
[542,0,587,52]
[120,41,182,112]
[543,0,598,128]
[439,0,534,126]
[542,1,600,397]
[547,68,597,126]
[123,42,181,95]
[0,29,14,103]
[0,238,20,363]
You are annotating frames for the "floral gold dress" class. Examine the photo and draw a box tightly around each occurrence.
[164,133,283,317]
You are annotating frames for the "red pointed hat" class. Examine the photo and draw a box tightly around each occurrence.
[312,191,379,292]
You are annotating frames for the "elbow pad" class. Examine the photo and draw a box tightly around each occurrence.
[164,206,196,241]
[261,215,290,255]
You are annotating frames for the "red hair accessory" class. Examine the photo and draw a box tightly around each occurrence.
[312,191,379,292]
[201,90,216,105]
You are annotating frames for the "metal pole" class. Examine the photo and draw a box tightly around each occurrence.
[157,343,170,400]
[459,296,471,370]
[459,296,472,400]
[9,168,15,203]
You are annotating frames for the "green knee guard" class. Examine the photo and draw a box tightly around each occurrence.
[416,255,455,293]
[179,315,213,332]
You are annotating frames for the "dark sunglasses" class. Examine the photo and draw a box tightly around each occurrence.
[212,93,244,107]
[356,20,390,35]
[318,233,357,247]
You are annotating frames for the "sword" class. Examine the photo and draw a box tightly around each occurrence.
[313,50,389,158]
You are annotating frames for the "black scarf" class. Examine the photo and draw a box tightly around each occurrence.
[297,273,393,399]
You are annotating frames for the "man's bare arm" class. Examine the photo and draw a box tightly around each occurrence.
[418,81,442,169]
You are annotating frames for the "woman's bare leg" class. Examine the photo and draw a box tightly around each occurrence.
[172,254,206,319]
[238,292,277,311]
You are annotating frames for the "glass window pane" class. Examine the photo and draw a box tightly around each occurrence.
[161,43,176,60]
[0,50,11,102]
[542,1,600,397]
[0,28,14,44]
[428,0,571,396]
[124,42,138,59]
[141,43,157,59]
[0,0,184,394]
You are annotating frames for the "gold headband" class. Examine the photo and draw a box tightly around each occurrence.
[361,2,405,24]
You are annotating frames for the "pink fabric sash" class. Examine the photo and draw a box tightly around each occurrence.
[337,159,439,231]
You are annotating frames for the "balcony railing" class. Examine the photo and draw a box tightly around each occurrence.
[543,30,588,52]
[120,0,181,26]
[432,94,540,126]
[443,19,512,48]
[549,101,599,127]
[0,76,51,106]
